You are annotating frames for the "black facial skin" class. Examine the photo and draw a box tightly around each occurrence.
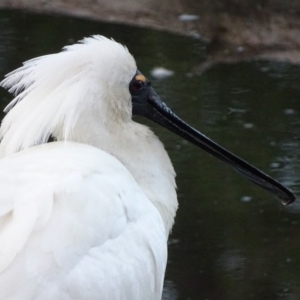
[130,70,296,205]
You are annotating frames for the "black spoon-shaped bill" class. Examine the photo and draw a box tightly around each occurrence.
[130,73,296,205]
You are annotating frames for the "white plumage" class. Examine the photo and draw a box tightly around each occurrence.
[0,34,296,300]
[0,36,177,299]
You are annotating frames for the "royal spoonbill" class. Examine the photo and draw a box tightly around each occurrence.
[0,35,296,300]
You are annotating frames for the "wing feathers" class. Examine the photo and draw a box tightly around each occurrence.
[0,143,166,299]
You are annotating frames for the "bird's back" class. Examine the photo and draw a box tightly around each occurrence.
[0,142,167,300]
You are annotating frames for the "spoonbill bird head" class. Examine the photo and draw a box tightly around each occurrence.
[0,35,296,209]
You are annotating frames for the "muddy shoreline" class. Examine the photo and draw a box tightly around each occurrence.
[1,0,300,65]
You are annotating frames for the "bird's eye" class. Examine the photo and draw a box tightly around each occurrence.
[130,80,143,92]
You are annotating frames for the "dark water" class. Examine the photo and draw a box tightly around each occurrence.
[0,9,299,300]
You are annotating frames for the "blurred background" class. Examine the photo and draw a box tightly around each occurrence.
[2,0,300,64]
[0,1,299,300]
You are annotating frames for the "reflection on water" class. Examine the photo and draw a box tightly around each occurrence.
[0,9,299,300]
[162,280,179,300]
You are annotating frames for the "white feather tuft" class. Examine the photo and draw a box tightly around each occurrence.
[0,35,137,157]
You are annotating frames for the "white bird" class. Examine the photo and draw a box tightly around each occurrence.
[0,35,295,300]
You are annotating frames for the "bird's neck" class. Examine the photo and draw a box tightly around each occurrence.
[66,119,178,235]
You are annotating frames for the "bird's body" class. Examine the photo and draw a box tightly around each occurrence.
[0,142,167,299]
[0,36,177,299]
[0,35,295,300]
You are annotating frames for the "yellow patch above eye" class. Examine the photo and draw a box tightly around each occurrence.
[135,74,146,82]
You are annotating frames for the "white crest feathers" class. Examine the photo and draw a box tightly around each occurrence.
[0,35,137,157]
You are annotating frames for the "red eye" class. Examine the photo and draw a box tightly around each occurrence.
[130,80,143,92]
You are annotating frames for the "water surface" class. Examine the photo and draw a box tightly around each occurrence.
[0,9,299,300]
